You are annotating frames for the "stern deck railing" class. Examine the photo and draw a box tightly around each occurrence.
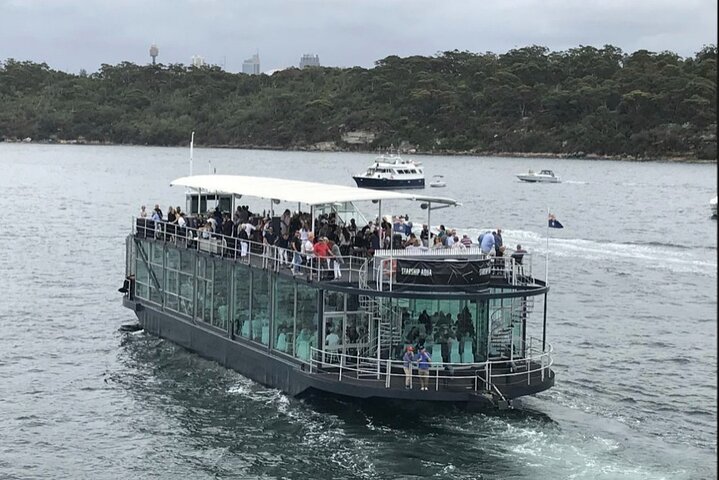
[306,337,553,394]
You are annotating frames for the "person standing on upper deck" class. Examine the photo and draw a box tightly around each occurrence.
[139,205,148,218]
[313,237,331,278]
[280,209,291,236]
[480,231,496,255]
[420,224,430,247]
[328,240,343,279]
[460,234,473,248]
[494,229,504,256]
[511,244,527,265]
[369,228,381,253]
[404,215,413,236]
[445,230,455,247]
[291,230,303,275]
[302,232,315,274]
[151,205,163,221]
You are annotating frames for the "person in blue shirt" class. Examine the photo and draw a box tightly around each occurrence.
[416,346,432,391]
[402,345,415,389]
[480,230,496,255]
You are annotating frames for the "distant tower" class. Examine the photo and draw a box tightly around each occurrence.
[149,44,159,65]
[242,52,260,75]
[299,54,320,69]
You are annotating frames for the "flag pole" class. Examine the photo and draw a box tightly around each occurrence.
[545,207,550,285]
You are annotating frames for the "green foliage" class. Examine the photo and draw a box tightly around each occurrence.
[0,44,716,159]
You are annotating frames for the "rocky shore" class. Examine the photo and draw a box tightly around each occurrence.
[1,136,713,164]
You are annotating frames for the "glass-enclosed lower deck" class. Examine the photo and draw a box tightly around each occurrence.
[123,223,554,405]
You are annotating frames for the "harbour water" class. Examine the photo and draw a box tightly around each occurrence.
[0,144,716,479]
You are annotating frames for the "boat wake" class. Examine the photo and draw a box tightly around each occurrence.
[461,228,717,277]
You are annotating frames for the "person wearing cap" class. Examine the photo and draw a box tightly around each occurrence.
[402,345,415,389]
[417,346,432,390]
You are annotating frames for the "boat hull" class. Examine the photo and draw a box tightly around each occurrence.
[353,176,425,189]
[516,175,560,183]
[123,298,554,404]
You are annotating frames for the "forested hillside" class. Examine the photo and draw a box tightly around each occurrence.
[0,45,716,159]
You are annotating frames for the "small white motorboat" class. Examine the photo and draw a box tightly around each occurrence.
[710,196,717,218]
[429,175,446,188]
[516,169,561,183]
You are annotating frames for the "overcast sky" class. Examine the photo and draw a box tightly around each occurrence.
[1,0,716,73]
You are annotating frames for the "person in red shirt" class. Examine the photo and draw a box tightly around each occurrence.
[313,237,331,278]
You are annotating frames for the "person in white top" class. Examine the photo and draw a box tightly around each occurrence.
[445,233,455,247]
[176,213,186,228]
[326,330,340,349]
[302,232,315,274]
[451,236,465,249]
[325,328,341,362]
[139,205,148,218]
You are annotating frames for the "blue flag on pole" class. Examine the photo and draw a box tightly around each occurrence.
[548,214,564,229]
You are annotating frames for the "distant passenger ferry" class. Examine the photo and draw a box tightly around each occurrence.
[353,153,425,189]
[121,174,555,408]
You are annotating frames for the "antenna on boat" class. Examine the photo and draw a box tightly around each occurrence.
[189,131,194,176]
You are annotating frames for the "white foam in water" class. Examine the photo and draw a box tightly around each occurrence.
[456,228,717,277]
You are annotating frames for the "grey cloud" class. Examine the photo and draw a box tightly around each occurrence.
[0,0,715,73]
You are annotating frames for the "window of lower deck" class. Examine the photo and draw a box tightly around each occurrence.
[390,298,485,363]
[273,277,295,355]
[251,269,271,345]
[295,283,319,361]
[212,260,229,331]
[233,265,251,340]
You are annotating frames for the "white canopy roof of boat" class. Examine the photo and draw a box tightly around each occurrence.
[170,175,460,207]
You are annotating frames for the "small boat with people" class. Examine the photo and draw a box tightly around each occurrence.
[120,168,556,408]
[429,175,446,188]
[353,152,424,189]
[516,169,561,183]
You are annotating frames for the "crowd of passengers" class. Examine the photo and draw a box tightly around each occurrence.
[137,204,528,275]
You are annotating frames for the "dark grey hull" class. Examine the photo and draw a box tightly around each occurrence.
[353,176,425,189]
[123,298,554,405]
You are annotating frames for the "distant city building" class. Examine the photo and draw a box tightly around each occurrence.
[191,55,206,67]
[299,54,320,69]
[242,53,260,75]
[149,44,159,65]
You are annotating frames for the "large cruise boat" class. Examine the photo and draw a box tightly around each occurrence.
[353,153,425,189]
[120,175,555,408]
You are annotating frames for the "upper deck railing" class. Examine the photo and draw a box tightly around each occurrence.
[131,217,537,293]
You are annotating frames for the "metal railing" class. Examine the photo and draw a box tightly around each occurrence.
[305,336,553,394]
[133,217,368,283]
[131,217,536,291]
[371,253,534,291]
